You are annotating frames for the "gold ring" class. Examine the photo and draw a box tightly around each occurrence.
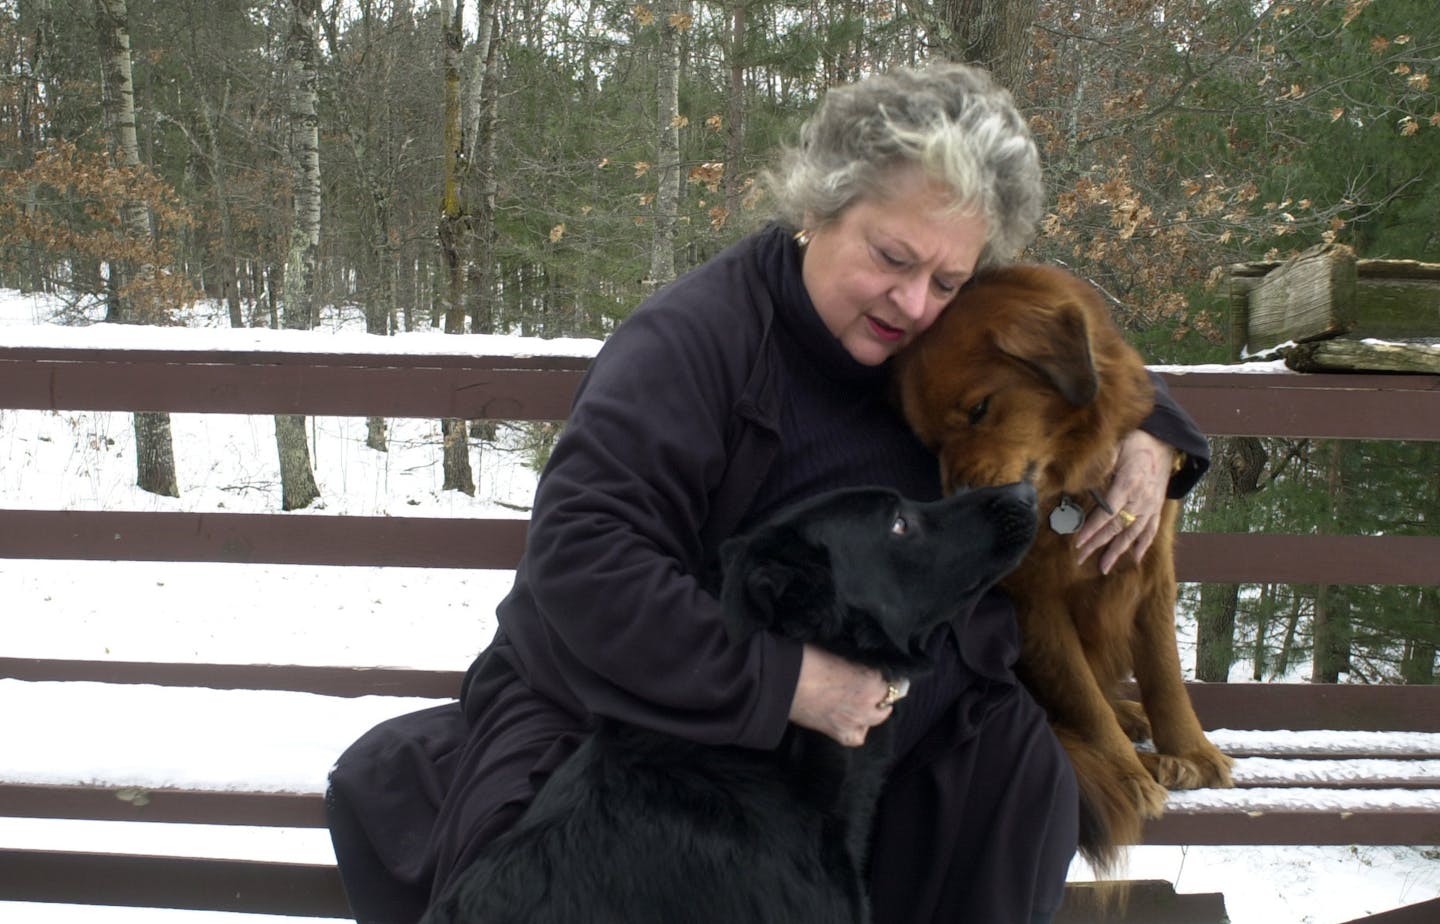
[878,679,909,710]
[1117,509,1138,527]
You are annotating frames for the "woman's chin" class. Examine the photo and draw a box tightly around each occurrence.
[842,337,898,367]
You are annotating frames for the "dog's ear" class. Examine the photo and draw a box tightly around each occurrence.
[718,527,830,642]
[992,298,1098,406]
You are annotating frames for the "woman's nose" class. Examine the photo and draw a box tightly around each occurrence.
[890,276,930,321]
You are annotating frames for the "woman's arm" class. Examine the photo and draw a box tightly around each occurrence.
[1075,372,1210,573]
[509,268,802,750]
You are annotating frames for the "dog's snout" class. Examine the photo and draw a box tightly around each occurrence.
[989,483,1039,546]
[991,480,1038,512]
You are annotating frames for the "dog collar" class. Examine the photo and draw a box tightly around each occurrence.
[1048,490,1113,535]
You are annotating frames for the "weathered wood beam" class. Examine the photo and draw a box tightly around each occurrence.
[1244,243,1357,351]
[1286,338,1440,374]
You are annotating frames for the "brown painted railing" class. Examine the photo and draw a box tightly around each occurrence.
[2,345,1438,923]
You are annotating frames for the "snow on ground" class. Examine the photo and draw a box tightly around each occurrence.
[3,288,1438,923]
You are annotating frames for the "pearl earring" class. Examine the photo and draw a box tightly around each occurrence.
[793,228,811,247]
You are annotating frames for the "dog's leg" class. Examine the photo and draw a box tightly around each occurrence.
[1021,620,1168,818]
[1109,698,1152,742]
[1129,511,1234,791]
[1012,588,1167,872]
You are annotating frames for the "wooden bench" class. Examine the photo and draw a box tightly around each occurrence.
[1,345,1438,922]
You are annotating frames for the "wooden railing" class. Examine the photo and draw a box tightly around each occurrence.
[1,344,1438,922]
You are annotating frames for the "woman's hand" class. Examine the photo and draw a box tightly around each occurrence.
[1075,429,1177,575]
[789,644,895,747]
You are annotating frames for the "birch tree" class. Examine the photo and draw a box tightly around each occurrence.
[464,0,499,338]
[438,0,475,494]
[94,0,177,497]
[275,0,322,510]
[463,0,502,454]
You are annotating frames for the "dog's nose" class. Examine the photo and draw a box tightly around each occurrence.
[989,483,1039,544]
[993,480,1038,510]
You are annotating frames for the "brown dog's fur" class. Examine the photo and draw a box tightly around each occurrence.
[893,264,1233,873]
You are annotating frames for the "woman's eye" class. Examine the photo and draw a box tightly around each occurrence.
[890,514,909,536]
[968,396,990,425]
[876,248,906,268]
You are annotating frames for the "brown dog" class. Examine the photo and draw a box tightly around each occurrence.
[893,263,1232,872]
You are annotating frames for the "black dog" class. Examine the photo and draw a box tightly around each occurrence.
[422,483,1038,924]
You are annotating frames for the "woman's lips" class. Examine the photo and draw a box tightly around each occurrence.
[867,315,905,342]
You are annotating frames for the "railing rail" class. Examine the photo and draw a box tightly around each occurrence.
[4,348,1437,586]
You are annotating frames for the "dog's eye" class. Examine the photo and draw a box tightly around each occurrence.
[890,514,909,536]
[968,396,990,425]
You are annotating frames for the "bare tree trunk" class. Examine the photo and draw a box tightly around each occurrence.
[320,0,391,453]
[439,0,466,337]
[362,173,393,453]
[647,0,682,291]
[195,91,244,329]
[1311,442,1351,682]
[1274,592,1303,678]
[1400,455,1440,683]
[275,0,322,511]
[399,250,416,332]
[1195,436,1266,682]
[463,0,495,169]
[20,0,55,292]
[721,0,747,225]
[361,154,392,452]
[466,0,499,338]
[1250,582,1275,680]
[1400,622,1436,684]
[935,0,1040,91]
[438,0,475,494]
[265,262,280,328]
[95,0,178,498]
[1311,586,1348,683]
[285,0,321,333]
[466,1,501,446]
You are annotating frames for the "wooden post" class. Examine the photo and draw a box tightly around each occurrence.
[1244,243,1357,353]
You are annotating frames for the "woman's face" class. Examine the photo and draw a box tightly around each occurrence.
[800,170,989,367]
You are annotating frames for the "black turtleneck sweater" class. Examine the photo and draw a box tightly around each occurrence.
[738,232,941,534]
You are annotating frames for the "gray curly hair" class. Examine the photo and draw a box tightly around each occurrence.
[766,63,1044,267]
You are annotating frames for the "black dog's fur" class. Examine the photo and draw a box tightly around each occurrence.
[422,483,1038,924]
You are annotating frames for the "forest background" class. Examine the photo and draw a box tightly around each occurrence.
[1,0,1437,687]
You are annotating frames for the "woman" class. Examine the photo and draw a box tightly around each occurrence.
[328,63,1209,924]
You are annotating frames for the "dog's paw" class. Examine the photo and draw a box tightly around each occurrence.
[1140,745,1235,790]
[1110,700,1152,742]
[1122,767,1170,819]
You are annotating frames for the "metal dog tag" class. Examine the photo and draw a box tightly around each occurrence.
[1048,496,1085,535]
